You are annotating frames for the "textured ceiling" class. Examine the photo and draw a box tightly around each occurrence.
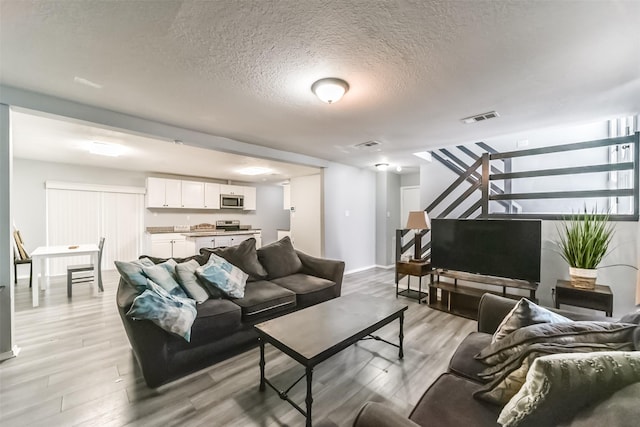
[1,0,639,171]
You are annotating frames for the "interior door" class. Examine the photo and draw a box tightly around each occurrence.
[290,174,322,257]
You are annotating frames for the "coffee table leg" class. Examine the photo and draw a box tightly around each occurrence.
[259,337,265,392]
[399,312,404,359]
[305,366,313,427]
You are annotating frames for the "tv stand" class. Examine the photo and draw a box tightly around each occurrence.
[428,270,538,320]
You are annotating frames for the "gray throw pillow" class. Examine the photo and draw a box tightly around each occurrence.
[175,259,216,303]
[492,298,571,343]
[257,236,302,279]
[476,321,639,366]
[497,351,640,427]
[619,310,640,325]
[200,238,267,281]
[114,257,155,292]
[196,253,248,299]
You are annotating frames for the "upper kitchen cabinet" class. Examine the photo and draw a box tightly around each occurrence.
[181,180,205,208]
[219,184,244,196]
[146,177,182,208]
[204,183,221,209]
[242,186,257,210]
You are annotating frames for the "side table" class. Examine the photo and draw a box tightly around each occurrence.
[554,279,613,317]
[395,260,432,304]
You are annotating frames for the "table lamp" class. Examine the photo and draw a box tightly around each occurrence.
[406,211,431,262]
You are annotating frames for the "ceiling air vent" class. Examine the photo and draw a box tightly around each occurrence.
[353,140,383,152]
[461,111,500,124]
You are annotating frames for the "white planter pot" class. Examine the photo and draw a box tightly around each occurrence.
[569,267,597,289]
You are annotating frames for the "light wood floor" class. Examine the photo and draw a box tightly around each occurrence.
[1,268,475,426]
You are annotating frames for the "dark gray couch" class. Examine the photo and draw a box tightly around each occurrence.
[117,243,345,388]
[352,293,636,427]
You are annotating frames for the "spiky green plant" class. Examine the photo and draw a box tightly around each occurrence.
[556,207,615,269]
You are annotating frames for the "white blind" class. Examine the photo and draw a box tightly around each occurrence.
[46,187,144,276]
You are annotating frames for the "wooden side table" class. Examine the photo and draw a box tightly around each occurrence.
[555,280,613,317]
[395,260,432,304]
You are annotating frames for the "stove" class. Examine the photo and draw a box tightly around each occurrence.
[216,219,241,231]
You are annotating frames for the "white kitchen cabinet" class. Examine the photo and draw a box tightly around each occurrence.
[242,186,257,210]
[150,233,194,258]
[146,177,182,208]
[204,183,221,209]
[220,184,244,196]
[191,232,262,252]
[181,180,205,208]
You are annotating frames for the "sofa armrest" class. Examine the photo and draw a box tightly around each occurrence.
[296,250,345,297]
[353,402,420,427]
[477,293,518,334]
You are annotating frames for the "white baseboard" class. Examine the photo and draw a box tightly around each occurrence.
[0,345,21,362]
[375,264,395,270]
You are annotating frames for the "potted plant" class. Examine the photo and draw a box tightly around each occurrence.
[556,207,615,289]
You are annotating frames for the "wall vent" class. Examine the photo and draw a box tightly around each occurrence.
[461,111,500,124]
[353,140,382,150]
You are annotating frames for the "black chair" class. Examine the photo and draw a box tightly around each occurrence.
[13,230,32,288]
[67,237,105,297]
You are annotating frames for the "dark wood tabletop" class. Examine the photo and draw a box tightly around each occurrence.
[255,294,408,365]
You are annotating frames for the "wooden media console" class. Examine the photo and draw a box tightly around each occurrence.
[428,270,538,320]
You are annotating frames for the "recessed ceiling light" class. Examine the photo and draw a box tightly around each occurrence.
[375,163,389,171]
[413,151,433,162]
[311,78,349,104]
[396,165,402,172]
[89,141,124,157]
[237,167,273,175]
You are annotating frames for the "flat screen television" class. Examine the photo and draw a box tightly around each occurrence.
[430,219,542,282]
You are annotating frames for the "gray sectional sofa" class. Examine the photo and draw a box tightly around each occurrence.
[116,237,345,388]
[350,293,639,427]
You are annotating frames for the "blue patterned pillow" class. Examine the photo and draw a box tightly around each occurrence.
[114,257,155,292]
[143,260,188,299]
[126,279,197,341]
[196,253,248,298]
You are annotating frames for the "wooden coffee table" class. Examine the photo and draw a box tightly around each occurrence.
[254,294,408,426]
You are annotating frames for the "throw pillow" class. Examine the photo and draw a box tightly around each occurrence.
[196,253,248,298]
[143,260,188,299]
[619,310,640,325]
[492,298,571,343]
[565,382,640,427]
[126,279,197,342]
[200,238,268,281]
[114,257,156,292]
[474,342,634,405]
[175,259,218,303]
[497,351,640,427]
[476,321,639,366]
[256,236,302,279]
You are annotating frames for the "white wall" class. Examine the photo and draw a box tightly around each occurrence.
[323,162,376,273]
[12,159,290,263]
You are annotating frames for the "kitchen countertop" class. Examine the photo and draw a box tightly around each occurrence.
[181,230,261,237]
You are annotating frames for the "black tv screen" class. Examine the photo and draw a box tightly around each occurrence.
[430,219,542,282]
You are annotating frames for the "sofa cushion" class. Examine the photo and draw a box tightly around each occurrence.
[270,274,336,308]
[200,238,268,281]
[233,280,296,320]
[448,332,493,383]
[409,373,500,427]
[167,298,242,351]
[492,298,571,343]
[564,382,640,427]
[497,351,640,427]
[140,254,209,266]
[257,236,303,279]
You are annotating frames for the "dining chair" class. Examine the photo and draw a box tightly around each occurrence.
[13,230,33,287]
[66,237,105,297]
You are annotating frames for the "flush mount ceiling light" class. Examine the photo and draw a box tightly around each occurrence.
[375,163,389,171]
[89,141,124,157]
[311,78,349,104]
[237,166,273,176]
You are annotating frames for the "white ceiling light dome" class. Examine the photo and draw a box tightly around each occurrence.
[311,78,349,104]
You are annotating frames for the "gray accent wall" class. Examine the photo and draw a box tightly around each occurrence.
[323,162,376,273]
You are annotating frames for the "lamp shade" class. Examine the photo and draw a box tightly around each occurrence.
[406,211,430,230]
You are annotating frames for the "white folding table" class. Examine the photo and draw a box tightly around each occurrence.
[31,244,100,307]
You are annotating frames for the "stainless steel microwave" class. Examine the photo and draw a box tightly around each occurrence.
[220,194,244,209]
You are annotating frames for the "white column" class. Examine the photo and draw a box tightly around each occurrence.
[0,103,18,361]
